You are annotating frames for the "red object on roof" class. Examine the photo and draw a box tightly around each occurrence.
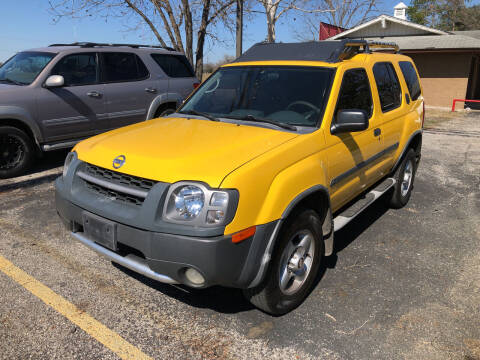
[319,22,347,40]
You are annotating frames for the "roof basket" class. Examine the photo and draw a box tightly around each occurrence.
[48,42,176,51]
[233,40,400,64]
[339,40,399,60]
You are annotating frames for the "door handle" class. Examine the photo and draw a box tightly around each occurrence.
[145,88,157,93]
[374,128,381,137]
[87,91,102,98]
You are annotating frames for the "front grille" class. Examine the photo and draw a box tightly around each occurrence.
[85,181,145,206]
[84,164,156,192]
[78,163,157,206]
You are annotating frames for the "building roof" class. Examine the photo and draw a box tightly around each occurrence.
[329,14,448,39]
[452,30,480,40]
[394,2,408,9]
[367,34,480,50]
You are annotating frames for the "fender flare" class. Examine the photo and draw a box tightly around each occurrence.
[0,106,43,146]
[392,130,423,172]
[146,93,183,120]
[247,185,334,288]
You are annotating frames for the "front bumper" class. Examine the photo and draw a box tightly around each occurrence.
[56,177,277,289]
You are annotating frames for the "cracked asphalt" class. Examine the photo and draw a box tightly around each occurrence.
[0,111,479,359]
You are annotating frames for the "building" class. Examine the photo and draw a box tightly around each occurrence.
[327,3,480,108]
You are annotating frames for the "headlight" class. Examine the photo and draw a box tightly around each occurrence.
[63,151,76,178]
[163,182,236,226]
[173,185,205,219]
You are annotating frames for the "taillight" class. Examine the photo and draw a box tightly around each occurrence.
[193,82,200,89]
[422,101,425,128]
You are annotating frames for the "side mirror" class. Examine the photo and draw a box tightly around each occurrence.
[45,75,64,88]
[331,109,369,135]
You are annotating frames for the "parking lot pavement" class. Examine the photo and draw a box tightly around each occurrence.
[1,116,479,360]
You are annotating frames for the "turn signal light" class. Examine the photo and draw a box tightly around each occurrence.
[193,82,200,89]
[232,226,256,243]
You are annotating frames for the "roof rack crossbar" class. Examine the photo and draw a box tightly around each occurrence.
[48,42,176,51]
[338,39,399,60]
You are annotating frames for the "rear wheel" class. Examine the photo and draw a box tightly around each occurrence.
[0,126,35,179]
[243,209,324,315]
[388,148,417,209]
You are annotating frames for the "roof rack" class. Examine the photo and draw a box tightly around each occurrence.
[339,40,399,60]
[234,40,400,64]
[48,42,176,51]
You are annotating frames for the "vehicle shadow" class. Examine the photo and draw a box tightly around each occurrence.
[115,198,390,315]
[0,149,68,192]
[112,263,255,314]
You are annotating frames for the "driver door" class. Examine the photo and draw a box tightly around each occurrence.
[37,52,106,142]
[325,67,384,211]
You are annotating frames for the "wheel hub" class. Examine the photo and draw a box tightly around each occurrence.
[287,248,305,272]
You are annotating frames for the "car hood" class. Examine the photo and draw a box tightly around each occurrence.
[75,117,299,187]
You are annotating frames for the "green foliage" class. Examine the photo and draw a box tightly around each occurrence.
[407,0,480,31]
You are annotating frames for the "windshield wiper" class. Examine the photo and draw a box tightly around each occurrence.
[227,114,297,131]
[0,78,26,86]
[178,109,220,122]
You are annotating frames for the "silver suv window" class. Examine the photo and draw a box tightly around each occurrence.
[51,53,99,86]
[0,51,55,85]
[151,54,194,78]
[100,52,149,83]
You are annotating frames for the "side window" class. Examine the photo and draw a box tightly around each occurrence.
[51,53,98,86]
[101,52,149,82]
[334,68,373,120]
[373,62,402,112]
[151,54,194,78]
[399,61,421,101]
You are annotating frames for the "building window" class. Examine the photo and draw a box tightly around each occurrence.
[373,62,402,112]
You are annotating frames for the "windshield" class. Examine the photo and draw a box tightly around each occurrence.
[180,65,334,128]
[0,51,55,85]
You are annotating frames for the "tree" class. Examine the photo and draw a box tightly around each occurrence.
[49,0,237,78]
[407,0,442,27]
[291,0,379,42]
[256,0,335,43]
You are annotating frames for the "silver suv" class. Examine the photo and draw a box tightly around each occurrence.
[0,42,199,178]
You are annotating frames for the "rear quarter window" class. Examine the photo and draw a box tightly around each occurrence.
[399,61,421,101]
[151,54,194,78]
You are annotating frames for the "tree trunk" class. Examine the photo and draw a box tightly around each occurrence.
[182,0,194,66]
[195,0,211,79]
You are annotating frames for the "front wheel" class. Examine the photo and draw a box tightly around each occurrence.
[388,148,417,209]
[0,126,35,179]
[243,209,324,315]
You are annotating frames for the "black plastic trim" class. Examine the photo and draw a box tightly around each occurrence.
[330,142,399,187]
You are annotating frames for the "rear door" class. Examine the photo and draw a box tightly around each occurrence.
[371,62,406,170]
[99,52,155,131]
[37,52,106,142]
[150,53,197,99]
[325,67,384,210]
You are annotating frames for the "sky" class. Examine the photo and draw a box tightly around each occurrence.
[0,0,428,64]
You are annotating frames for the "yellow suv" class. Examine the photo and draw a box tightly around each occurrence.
[55,40,423,315]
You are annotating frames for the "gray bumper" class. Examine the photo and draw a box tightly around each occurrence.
[56,177,277,289]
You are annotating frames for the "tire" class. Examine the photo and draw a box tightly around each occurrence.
[388,148,417,209]
[243,209,324,315]
[155,107,176,118]
[0,126,35,179]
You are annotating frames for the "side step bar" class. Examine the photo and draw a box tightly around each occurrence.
[333,177,396,231]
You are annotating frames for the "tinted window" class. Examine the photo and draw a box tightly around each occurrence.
[180,66,334,127]
[51,53,98,86]
[101,52,149,82]
[373,62,402,112]
[151,54,194,78]
[399,61,421,101]
[335,68,373,120]
[0,51,55,85]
